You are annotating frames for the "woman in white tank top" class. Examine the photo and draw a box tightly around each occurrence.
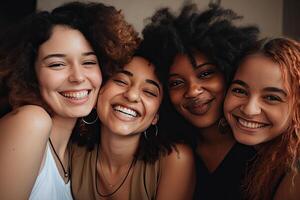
[0,2,139,199]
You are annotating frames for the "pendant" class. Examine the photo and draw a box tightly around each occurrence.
[64,173,69,178]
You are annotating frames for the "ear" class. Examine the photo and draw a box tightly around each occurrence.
[151,113,159,125]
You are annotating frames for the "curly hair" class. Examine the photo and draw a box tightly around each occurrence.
[142,3,259,87]
[241,38,300,200]
[0,1,139,112]
[140,3,259,145]
[76,41,175,163]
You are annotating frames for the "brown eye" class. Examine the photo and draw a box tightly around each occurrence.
[168,79,184,88]
[197,70,214,79]
[231,87,247,97]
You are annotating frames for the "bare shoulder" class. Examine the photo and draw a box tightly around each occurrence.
[157,144,196,200]
[0,105,52,137]
[161,143,194,166]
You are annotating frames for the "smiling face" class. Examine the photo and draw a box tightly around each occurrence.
[168,53,226,128]
[224,54,291,145]
[97,56,162,136]
[35,25,102,118]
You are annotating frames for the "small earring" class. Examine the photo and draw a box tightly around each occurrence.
[144,124,158,140]
[82,109,98,125]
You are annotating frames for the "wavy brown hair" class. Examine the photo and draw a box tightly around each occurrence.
[242,38,300,200]
[0,1,139,113]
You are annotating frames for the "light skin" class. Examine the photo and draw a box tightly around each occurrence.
[224,54,291,146]
[96,56,195,199]
[168,53,235,172]
[0,25,102,199]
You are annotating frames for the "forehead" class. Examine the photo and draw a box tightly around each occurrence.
[123,57,158,79]
[170,53,209,72]
[236,55,284,88]
[38,25,91,55]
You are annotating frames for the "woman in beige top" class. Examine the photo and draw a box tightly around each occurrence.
[71,39,196,200]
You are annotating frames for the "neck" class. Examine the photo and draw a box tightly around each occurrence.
[49,115,77,158]
[99,126,139,170]
[197,122,234,145]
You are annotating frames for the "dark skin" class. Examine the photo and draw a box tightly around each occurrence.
[168,52,236,172]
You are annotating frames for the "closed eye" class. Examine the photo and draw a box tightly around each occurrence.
[144,90,158,97]
[83,60,98,66]
[113,79,127,86]
[48,62,65,68]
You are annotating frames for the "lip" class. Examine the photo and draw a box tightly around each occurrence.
[184,98,215,115]
[111,103,141,122]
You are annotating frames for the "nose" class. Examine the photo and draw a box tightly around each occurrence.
[123,86,141,102]
[240,98,261,116]
[68,64,85,83]
[184,82,204,98]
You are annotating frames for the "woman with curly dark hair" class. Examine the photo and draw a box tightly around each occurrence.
[224,38,300,200]
[0,2,138,199]
[71,38,195,199]
[141,4,259,200]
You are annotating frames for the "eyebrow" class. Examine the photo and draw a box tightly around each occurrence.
[231,80,249,88]
[263,87,287,96]
[169,62,216,77]
[195,62,216,69]
[119,70,161,91]
[146,79,161,91]
[232,80,287,96]
[42,51,96,61]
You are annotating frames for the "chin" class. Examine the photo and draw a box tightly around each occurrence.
[234,134,260,146]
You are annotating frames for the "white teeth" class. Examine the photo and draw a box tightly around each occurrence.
[61,90,89,99]
[238,118,266,129]
[114,105,138,117]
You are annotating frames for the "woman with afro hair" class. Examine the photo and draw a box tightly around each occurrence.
[140,3,259,200]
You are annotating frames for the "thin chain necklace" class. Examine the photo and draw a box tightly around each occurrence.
[99,154,116,188]
[95,142,136,197]
[49,138,70,181]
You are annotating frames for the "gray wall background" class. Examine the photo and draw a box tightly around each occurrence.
[38,0,283,38]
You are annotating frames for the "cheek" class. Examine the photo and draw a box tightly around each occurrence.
[169,90,184,106]
[88,69,103,88]
[224,94,236,113]
[268,106,291,131]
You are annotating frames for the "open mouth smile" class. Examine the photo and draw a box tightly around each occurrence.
[113,105,140,118]
[59,90,90,100]
[233,115,270,129]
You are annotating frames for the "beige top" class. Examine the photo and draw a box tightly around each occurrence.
[71,144,161,200]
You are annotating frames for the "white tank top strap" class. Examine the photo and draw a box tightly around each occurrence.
[29,142,73,200]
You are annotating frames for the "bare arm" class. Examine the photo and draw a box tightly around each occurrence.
[0,105,52,199]
[156,144,196,200]
[274,171,300,200]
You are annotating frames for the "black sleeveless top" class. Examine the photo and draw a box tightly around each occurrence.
[193,143,256,200]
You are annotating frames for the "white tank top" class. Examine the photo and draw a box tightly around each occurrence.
[29,143,73,200]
